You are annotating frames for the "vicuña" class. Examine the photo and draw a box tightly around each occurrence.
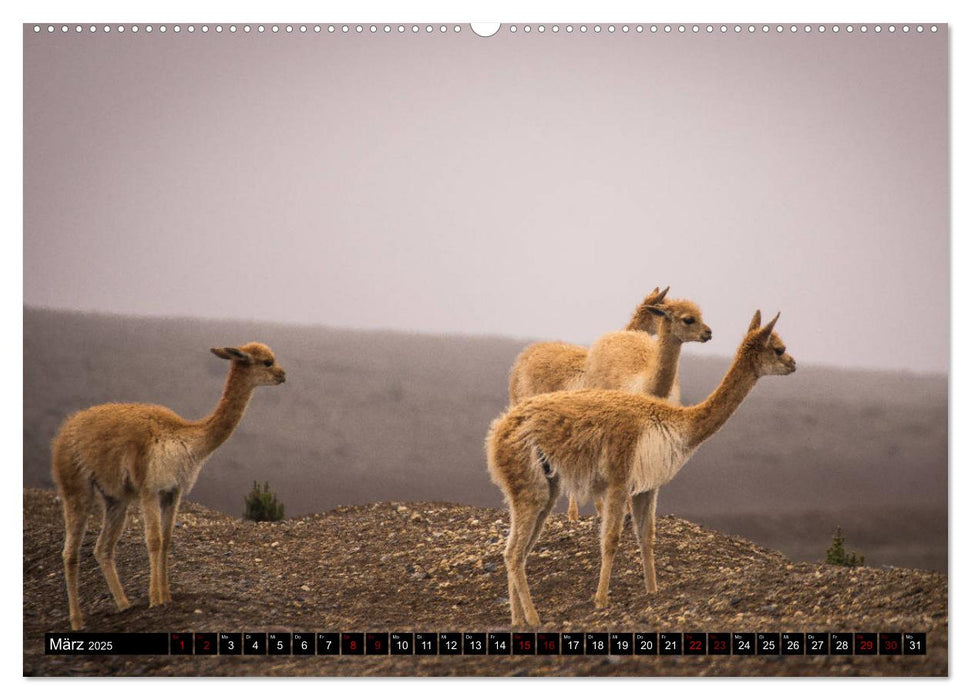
[52,342,286,630]
[487,311,794,626]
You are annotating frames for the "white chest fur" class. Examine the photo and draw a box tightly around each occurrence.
[146,438,204,493]
[629,424,690,494]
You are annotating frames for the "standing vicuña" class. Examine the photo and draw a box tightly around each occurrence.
[52,343,286,630]
[486,312,795,626]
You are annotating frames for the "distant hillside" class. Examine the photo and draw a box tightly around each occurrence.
[23,489,946,676]
[23,307,947,570]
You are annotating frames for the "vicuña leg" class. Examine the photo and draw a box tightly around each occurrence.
[594,494,633,520]
[94,495,132,612]
[526,474,560,556]
[567,494,579,522]
[504,503,527,625]
[140,492,165,607]
[510,475,559,625]
[506,562,526,626]
[61,494,90,631]
[504,498,544,627]
[593,485,627,609]
[630,488,659,594]
[159,488,182,604]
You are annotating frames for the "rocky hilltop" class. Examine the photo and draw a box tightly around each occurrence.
[23,488,946,676]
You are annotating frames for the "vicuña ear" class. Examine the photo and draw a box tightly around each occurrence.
[757,312,781,344]
[748,310,762,333]
[211,347,253,363]
[644,285,668,302]
[646,304,671,319]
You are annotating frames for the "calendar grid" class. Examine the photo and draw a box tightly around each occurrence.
[45,632,927,656]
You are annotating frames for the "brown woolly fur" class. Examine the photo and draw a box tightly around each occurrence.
[507,287,669,407]
[507,342,587,405]
[51,342,286,630]
[486,311,795,626]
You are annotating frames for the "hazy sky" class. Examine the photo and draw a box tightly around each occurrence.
[24,25,948,372]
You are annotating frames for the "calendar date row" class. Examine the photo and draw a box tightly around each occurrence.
[47,631,926,656]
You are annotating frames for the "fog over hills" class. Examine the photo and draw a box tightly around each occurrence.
[23,307,947,571]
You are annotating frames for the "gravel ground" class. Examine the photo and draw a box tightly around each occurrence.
[23,488,947,676]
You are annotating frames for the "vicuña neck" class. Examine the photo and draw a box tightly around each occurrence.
[645,323,682,398]
[683,344,759,449]
[197,364,255,457]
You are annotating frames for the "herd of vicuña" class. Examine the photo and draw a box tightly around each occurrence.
[50,288,794,630]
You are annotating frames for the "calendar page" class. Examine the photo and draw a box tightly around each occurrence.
[23,19,948,677]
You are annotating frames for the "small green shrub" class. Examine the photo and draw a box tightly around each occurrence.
[244,481,285,522]
[826,525,864,567]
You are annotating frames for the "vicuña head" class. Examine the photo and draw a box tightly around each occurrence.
[736,310,795,376]
[487,311,794,626]
[52,341,285,630]
[211,342,287,386]
[643,298,713,344]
